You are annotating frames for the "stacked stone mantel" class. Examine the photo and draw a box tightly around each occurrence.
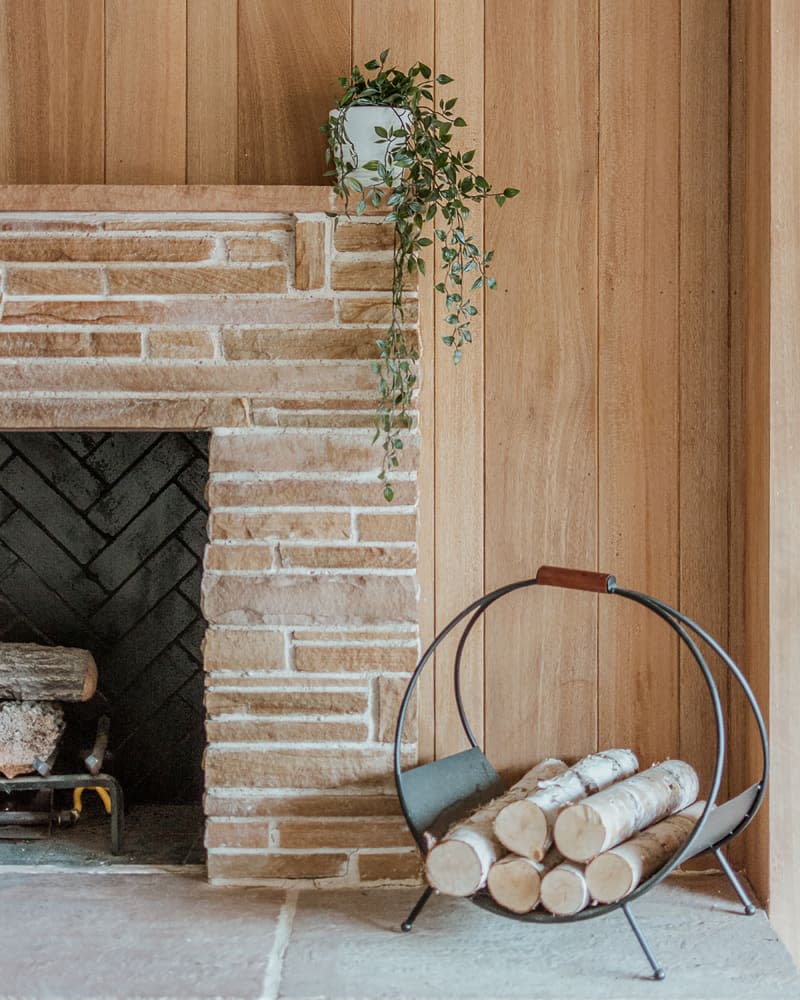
[0,186,421,885]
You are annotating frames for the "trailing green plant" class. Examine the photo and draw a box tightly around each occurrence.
[322,50,518,501]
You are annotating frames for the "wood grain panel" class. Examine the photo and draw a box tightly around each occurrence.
[678,0,730,798]
[0,0,104,183]
[768,0,800,958]
[238,0,349,185]
[598,0,680,765]
[432,0,486,759]
[105,0,187,184]
[485,0,599,778]
[187,0,237,184]
[353,0,436,760]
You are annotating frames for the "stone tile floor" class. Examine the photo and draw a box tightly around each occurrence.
[0,871,797,1000]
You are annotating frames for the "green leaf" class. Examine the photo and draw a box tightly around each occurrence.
[419,62,432,79]
[442,335,454,346]
[471,277,484,291]
[495,194,506,207]
[436,74,453,84]
[364,58,380,70]
[434,282,446,293]
[356,199,367,215]
[503,188,520,198]
[487,277,497,290]
[383,484,394,502]
[453,349,462,364]
[379,48,390,64]
[462,149,476,164]
[417,257,426,275]
[453,117,466,127]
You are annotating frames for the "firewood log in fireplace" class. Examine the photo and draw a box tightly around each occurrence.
[585,800,706,903]
[424,757,568,897]
[540,861,591,915]
[553,759,700,863]
[487,846,563,913]
[0,700,66,778]
[0,643,97,702]
[493,748,639,861]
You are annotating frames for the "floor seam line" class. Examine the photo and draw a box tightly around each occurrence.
[260,887,298,1000]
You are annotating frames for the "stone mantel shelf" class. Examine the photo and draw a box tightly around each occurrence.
[0,185,341,214]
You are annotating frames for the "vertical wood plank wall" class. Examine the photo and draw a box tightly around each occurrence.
[0,0,741,841]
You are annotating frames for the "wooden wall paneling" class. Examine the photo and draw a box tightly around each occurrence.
[187,0,238,184]
[105,0,187,184]
[598,0,680,766]
[238,0,349,185]
[0,0,104,183]
[432,0,486,758]
[768,0,800,960]
[352,0,436,760]
[727,0,771,898]
[484,0,599,778]
[678,0,730,800]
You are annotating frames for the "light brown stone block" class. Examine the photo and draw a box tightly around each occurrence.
[203,628,285,672]
[0,331,140,357]
[333,259,415,291]
[0,395,247,430]
[205,719,369,743]
[4,267,104,295]
[209,511,351,542]
[209,429,388,475]
[256,410,375,429]
[358,851,422,881]
[225,238,287,262]
[358,513,417,543]
[205,545,275,572]
[0,237,213,262]
[338,295,418,325]
[277,544,414,571]
[293,646,417,674]
[107,266,287,295]
[278,819,413,850]
[205,820,270,850]
[88,332,142,356]
[205,746,396,789]
[334,222,395,253]
[202,572,417,627]
[204,792,402,818]
[207,478,416,509]
[102,220,292,233]
[375,675,416,743]
[207,852,348,880]
[221,327,377,361]
[148,329,215,359]
[205,688,368,717]
[294,220,326,290]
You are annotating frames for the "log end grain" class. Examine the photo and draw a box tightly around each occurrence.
[585,852,634,903]
[540,863,590,916]
[487,856,543,914]
[493,799,548,860]
[425,840,483,897]
[553,804,607,863]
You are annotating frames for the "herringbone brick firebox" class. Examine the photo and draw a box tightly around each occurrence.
[0,191,420,885]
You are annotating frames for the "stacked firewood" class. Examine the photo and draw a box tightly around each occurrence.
[424,749,704,914]
[0,643,97,778]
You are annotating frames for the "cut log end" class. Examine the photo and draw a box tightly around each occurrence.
[494,800,548,860]
[540,863,590,916]
[487,856,543,914]
[425,840,483,897]
[584,853,634,903]
[553,804,607,863]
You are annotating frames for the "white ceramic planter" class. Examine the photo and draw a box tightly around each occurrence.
[329,105,412,188]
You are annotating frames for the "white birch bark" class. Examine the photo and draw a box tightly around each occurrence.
[494,748,639,860]
[487,847,562,914]
[540,861,591,916]
[585,800,706,902]
[554,759,700,863]
[424,757,567,896]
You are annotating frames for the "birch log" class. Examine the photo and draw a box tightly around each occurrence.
[424,758,567,896]
[494,748,639,860]
[540,862,591,916]
[0,643,97,702]
[0,701,66,778]
[554,760,700,863]
[585,801,706,902]
[487,847,562,914]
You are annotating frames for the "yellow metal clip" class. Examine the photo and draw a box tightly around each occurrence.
[73,786,113,815]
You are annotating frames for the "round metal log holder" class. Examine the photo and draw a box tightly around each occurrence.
[393,565,769,979]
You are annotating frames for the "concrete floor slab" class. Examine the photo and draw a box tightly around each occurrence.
[281,876,800,1000]
[0,871,283,1000]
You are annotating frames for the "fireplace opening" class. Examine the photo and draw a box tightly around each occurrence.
[0,431,208,866]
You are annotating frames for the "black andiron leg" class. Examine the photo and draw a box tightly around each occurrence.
[714,847,757,915]
[622,903,666,981]
[401,886,434,932]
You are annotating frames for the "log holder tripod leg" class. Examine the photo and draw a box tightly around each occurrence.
[714,847,757,915]
[401,886,434,932]
[622,903,666,981]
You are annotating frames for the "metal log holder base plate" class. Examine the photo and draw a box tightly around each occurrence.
[0,773,124,854]
[393,565,769,982]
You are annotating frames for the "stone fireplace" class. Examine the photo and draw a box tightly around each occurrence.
[0,187,420,884]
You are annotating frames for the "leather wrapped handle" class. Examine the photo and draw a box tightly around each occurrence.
[536,565,616,593]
